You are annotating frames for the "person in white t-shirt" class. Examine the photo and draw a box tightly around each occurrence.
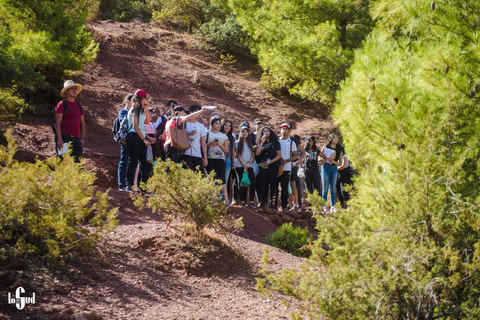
[233,124,256,208]
[206,118,229,204]
[183,104,208,173]
[278,122,298,212]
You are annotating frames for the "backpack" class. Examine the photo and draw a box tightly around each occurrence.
[52,99,83,134]
[113,109,129,140]
[114,115,131,145]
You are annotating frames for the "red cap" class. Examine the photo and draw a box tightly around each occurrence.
[134,89,149,98]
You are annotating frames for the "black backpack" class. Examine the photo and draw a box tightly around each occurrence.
[52,99,83,134]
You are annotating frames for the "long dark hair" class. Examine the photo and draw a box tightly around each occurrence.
[304,136,318,152]
[326,133,340,146]
[237,128,253,156]
[132,95,144,115]
[256,126,279,146]
[221,119,235,154]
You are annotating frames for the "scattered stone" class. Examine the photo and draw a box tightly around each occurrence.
[294,213,304,220]
[193,71,224,92]
[296,219,309,227]
[75,310,103,320]
[301,211,313,219]
[281,215,295,223]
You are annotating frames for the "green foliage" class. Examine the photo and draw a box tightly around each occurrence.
[266,223,312,257]
[305,190,325,213]
[0,131,118,265]
[152,0,211,30]
[196,15,247,54]
[258,0,480,319]
[0,0,98,111]
[0,89,25,122]
[227,0,374,104]
[141,161,243,236]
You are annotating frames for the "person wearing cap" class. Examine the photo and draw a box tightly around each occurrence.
[278,122,298,212]
[233,124,256,208]
[55,80,85,162]
[115,93,134,191]
[162,105,209,163]
[125,89,155,193]
[255,125,282,209]
[183,104,208,173]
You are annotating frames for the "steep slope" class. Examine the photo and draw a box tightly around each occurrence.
[12,20,333,188]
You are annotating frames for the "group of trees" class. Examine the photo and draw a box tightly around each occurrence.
[2,0,480,318]
[258,0,480,318]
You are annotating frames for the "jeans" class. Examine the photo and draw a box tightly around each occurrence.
[305,166,321,194]
[224,158,232,185]
[126,132,150,188]
[321,163,338,206]
[118,144,129,188]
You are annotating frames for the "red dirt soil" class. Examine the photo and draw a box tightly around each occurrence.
[1,21,332,319]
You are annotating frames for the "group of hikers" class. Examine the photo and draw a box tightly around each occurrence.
[54,80,355,213]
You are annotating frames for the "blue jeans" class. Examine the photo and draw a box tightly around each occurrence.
[118,144,129,189]
[321,163,338,206]
[224,158,232,184]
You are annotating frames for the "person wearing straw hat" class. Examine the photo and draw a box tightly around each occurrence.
[55,80,85,162]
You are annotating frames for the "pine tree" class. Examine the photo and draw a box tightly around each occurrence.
[257,1,480,318]
[0,0,98,113]
[227,0,373,104]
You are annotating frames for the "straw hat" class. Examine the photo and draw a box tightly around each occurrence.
[61,80,83,97]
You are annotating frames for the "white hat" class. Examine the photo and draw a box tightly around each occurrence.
[61,80,83,97]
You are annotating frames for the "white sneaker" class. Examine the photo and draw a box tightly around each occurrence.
[330,206,336,213]
[323,206,328,212]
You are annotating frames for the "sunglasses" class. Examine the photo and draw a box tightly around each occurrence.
[263,129,270,133]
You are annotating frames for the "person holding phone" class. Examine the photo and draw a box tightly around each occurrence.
[255,126,282,210]
[206,118,229,204]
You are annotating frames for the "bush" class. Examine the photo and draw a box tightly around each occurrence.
[196,16,247,54]
[266,223,312,257]
[139,161,243,237]
[152,0,210,31]
[0,131,118,265]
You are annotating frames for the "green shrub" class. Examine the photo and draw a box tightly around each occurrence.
[139,160,243,237]
[0,131,118,265]
[152,0,210,31]
[196,16,247,54]
[266,223,312,257]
